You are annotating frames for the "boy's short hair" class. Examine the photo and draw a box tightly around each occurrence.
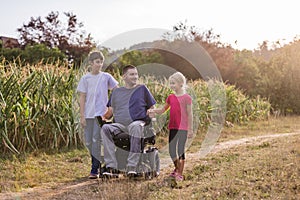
[122,64,136,75]
[88,51,104,62]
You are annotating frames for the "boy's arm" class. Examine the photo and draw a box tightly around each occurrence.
[79,92,86,127]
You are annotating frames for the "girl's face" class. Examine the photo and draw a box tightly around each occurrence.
[90,58,103,74]
[169,78,182,92]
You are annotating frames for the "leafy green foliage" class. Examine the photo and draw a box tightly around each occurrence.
[108,50,164,72]
[166,21,300,114]
[229,40,300,115]
[1,43,66,65]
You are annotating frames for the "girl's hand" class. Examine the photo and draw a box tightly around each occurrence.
[187,129,193,138]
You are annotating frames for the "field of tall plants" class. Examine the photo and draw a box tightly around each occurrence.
[0,61,81,155]
[0,61,271,155]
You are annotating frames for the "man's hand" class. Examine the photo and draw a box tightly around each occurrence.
[103,107,113,120]
[147,109,156,118]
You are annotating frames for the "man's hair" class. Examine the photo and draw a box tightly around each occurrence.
[122,64,136,75]
[88,51,104,62]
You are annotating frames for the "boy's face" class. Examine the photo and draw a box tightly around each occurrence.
[90,58,103,73]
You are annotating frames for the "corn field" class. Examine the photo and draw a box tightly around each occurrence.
[0,61,271,155]
[0,61,81,154]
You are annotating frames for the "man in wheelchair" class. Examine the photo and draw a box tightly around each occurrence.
[100,65,157,178]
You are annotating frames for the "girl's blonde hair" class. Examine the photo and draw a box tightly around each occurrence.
[169,72,187,93]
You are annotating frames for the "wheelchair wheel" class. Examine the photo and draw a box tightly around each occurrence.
[142,147,160,179]
[153,149,160,177]
[148,147,160,177]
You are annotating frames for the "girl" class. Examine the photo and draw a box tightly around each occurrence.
[151,72,193,181]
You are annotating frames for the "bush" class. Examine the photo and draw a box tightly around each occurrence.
[0,44,66,65]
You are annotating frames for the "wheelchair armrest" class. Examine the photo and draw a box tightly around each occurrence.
[143,124,156,145]
[96,116,112,127]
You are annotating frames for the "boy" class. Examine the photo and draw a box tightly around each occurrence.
[77,50,118,178]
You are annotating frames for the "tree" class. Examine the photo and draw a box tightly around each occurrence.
[164,21,236,82]
[17,11,95,66]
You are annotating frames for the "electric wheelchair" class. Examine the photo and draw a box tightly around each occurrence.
[97,117,160,179]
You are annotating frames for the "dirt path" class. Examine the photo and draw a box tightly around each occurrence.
[1,131,300,200]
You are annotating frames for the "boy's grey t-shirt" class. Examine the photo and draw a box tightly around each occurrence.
[108,85,156,126]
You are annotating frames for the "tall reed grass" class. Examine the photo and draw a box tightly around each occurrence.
[1,61,81,154]
[0,62,271,155]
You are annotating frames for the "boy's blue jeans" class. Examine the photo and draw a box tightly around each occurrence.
[91,155,100,174]
[85,119,102,174]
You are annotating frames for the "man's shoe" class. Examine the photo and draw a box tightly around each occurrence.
[103,167,119,178]
[126,166,137,178]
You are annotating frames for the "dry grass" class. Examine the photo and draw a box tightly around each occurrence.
[43,128,300,200]
[1,115,299,199]
[218,115,300,141]
[0,149,90,193]
[146,134,300,199]
[186,115,300,154]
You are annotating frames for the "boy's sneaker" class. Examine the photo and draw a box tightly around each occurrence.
[103,167,119,178]
[88,173,98,179]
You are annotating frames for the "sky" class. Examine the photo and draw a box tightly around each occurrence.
[1,0,299,50]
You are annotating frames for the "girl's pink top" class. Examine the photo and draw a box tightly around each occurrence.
[166,93,192,130]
